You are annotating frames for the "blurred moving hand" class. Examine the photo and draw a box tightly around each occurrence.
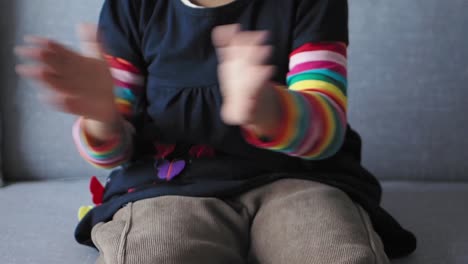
[15,24,123,141]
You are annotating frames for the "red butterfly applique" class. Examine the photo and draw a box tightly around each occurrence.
[90,176,104,205]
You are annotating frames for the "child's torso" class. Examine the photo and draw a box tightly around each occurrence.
[138,0,295,148]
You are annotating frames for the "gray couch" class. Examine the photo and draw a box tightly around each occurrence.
[1,0,467,263]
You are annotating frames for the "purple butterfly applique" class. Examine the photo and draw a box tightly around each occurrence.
[155,159,186,181]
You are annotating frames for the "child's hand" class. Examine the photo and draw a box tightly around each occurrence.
[212,24,282,138]
[212,24,279,126]
[15,24,118,123]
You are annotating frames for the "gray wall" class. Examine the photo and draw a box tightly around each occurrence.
[2,0,106,181]
[1,0,468,181]
[348,0,468,181]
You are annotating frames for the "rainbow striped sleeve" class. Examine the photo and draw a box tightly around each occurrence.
[243,42,348,160]
[72,56,145,169]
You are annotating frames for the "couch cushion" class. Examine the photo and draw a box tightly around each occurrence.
[382,182,468,264]
[0,180,98,264]
[1,180,467,264]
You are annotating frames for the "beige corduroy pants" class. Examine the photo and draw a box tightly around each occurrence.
[91,179,390,264]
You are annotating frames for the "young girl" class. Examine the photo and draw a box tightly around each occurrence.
[15,0,416,263]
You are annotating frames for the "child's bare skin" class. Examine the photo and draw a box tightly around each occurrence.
[15,25,122,143]
[213,24,282,138]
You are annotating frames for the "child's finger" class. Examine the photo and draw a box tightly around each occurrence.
[24,36,67,52]
[214,46,229,62]
[14,46,63,71]
[235,45,272,64]
[230,30,269,46]
[44,94,113,121]
[41,94,84,115]
[77,23,105,59]
[16,64,57,80]
[24,36,79,61]
[15,46,52,61]
[23,36,81,71]
[251,65,275,89]
[15,64,69,93]
[220,45,272,65]
[77,23,99,43]
[212,24,241,48]
[251,45,272,64]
